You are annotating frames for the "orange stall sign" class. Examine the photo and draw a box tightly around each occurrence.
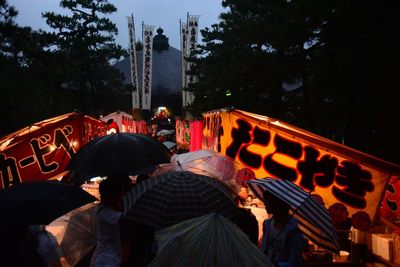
[203,109,400,228]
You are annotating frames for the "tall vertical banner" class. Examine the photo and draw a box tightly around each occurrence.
[127,15,139,109]
[180,21,188,108]
[142,23,155,110]
[182,14,199,107]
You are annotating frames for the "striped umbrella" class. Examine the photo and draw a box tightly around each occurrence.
[148,213,273,267]
[124,171,239,229]
[246,178,340,253]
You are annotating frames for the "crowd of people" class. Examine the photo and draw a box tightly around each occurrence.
[15,178,309,267]
[84,173,309,267]
[13,125,311,267]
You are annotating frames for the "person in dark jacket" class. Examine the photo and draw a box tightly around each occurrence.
[260,190,307,267]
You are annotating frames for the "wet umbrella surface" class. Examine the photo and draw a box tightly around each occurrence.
[149,213,273,267]
[0,180,96,229]
[124,171,240,229]
[247,178,340,252]
[66,133,171,185]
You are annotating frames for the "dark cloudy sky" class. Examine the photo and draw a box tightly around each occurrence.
[9,0,226,49]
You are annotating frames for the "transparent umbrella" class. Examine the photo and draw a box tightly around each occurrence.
[46,202,97,266]
[149,149,252,193]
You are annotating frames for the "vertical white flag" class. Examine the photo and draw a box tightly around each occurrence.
[141,23,155,110]
[127,15,139,109]
[180,21,188,108]
[183,14,199,107]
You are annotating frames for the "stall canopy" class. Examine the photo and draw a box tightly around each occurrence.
[0,112,106,189]
[202,109,400,230]
[100,110,149,135]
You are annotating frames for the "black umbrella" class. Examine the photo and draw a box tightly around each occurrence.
[0,180,96,230]
[123,171,240,230]
[66,133,171,185]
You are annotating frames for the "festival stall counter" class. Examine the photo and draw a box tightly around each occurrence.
[202,108,400,265]
[0,112,106,189]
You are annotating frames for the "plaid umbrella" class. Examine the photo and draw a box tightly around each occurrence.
[66,133,171,185]
[124,171,239,229]
[246,178,340,253]
[148,213,273,267]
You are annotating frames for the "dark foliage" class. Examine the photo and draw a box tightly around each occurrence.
[0,0,129,136]
[189,0,400,164]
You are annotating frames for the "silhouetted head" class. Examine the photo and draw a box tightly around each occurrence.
[263,190,290,216]
[99,177,124,210]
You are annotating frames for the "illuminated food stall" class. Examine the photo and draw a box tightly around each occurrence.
[202,108,400,265]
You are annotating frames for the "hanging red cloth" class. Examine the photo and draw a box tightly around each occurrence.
[189,119,203,152]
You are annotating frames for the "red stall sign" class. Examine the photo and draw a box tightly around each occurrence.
[0,112,106,189]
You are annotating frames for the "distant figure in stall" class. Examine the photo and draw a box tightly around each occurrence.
[232,196,259,246]
[232,191,259,245]
[150,124,158,138]
[328,202,352,252]
[261,190,307,267]
[90,177,124,267]
[157,134,167,143]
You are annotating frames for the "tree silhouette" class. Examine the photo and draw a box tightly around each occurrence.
[190,0,400,164]
[42,0,127,116]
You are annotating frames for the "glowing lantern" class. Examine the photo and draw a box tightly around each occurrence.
[236,168,256,187]
[329,203,349,224]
